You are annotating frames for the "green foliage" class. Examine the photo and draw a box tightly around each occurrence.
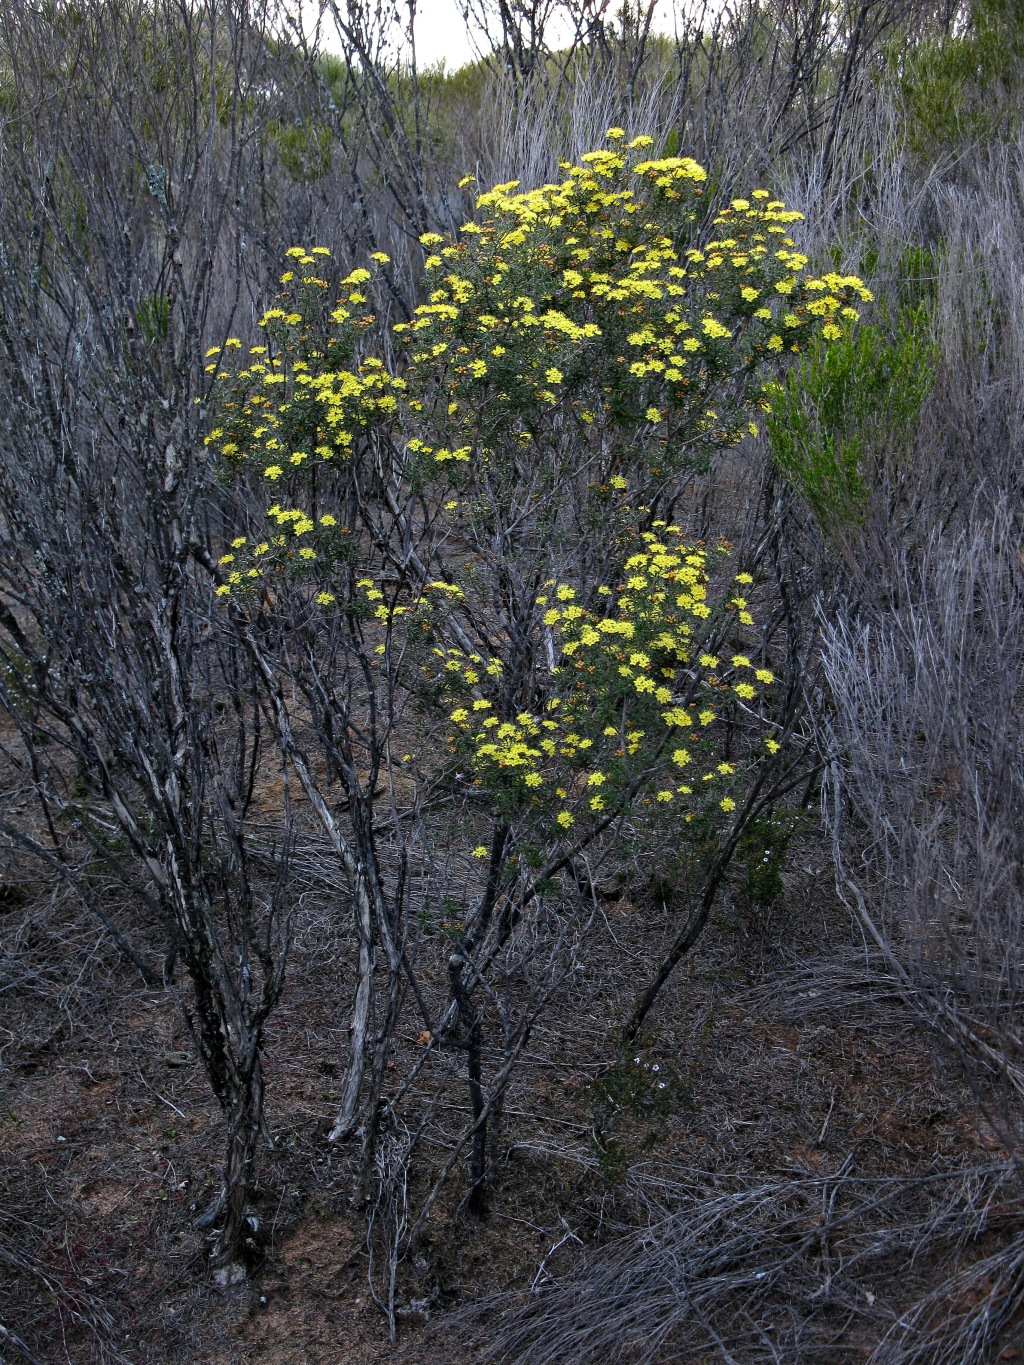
[735,809,802,907]
[900,0,1024,153]
[766,305,935,543]
[135,293,170,346]
[588,1050,693,1179]
[270,121,333,183]
[894,244,941,314]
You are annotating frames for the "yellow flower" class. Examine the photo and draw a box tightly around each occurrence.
[556,811,574,828]
[663,708,691,727]
[720,798,736,812]
[471,846,489,858]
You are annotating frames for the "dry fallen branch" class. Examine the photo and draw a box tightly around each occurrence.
[465,1162,1024,1365]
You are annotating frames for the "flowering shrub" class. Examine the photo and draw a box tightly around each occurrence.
[216,528,776,848]
[207,133,870,852]
[208,130,872,515]
[426,529,778,839]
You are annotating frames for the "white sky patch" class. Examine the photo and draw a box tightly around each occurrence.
[411,0,485,69]
[297,0,687,74]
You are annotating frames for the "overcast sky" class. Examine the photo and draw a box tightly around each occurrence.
[300,0,682,74]
[410,0,486,68]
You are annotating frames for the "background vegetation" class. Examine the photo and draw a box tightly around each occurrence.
[1,0,1023,1361]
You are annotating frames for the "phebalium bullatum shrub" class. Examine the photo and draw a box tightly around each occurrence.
[206,130,871,860]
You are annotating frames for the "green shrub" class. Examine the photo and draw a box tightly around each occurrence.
[765,305,935,543]
[900,0,1024,154]
[270,120,333,182]
[588,1050,693,1178]
[735,809,802,907]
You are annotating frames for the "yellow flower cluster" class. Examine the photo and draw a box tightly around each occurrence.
[425,527,777,835]
[207,131,873,508]
[205,252,393,478]
[208,505,356,595]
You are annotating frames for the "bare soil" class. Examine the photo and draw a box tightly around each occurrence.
[2,804,1021,1364]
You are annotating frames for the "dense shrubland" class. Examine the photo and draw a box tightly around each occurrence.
[1,0,1023,1361]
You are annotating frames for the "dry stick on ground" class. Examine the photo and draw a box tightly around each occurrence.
[467,1162,1024,1365]
[0,1223,131,1365]
[0,816,161,988]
